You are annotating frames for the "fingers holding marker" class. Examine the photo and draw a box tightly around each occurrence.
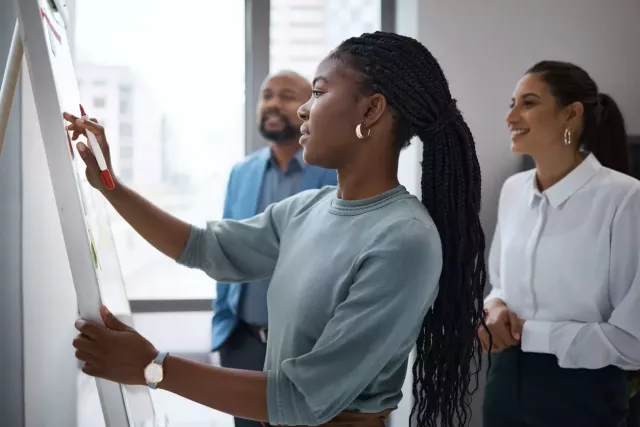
[63,111,103,142]
[63,110,115,191]
[77,140,100,170]
[63,111,77,122]
[81,119,111,159]
[64,112,84,140]
[76,118,103,135]
[66,120,97,141]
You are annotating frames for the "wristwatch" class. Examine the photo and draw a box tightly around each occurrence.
[144,351,169,389]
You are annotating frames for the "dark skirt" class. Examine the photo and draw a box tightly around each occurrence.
[483,347,629,427]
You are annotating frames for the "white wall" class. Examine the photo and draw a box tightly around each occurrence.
[394,1,640,426]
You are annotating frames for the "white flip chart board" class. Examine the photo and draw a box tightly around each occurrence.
[14,0,157,425]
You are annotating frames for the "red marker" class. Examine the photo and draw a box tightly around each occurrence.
[79,104,115,190]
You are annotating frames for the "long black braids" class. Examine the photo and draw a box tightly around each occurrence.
[330,32,488,427]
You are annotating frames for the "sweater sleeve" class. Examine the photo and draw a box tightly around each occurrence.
[176,188,316,283]
[266,219,442,426]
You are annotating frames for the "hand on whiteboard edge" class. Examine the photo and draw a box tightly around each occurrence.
[63,112,119,193]
[73,304,159,386]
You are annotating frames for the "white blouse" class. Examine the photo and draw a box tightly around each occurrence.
[485,154,640,370]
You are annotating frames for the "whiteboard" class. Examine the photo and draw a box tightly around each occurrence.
[14,0,156,425]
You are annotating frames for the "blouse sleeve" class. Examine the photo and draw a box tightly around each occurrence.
[522,190,640,370]
[484,180,509,306]
[484,220,505,305]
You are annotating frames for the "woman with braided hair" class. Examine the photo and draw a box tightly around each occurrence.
[65,31,487,427]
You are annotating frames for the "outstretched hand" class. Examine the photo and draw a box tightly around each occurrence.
[73,305,158,385]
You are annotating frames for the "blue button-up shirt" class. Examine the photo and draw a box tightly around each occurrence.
[238,149,305,326]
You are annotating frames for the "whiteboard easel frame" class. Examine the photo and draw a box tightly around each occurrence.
[2,1,157,425]
[0,13,132,427]
[0,21,23,155]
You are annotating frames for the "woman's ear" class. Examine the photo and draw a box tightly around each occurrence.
[565,101,584,127]
[362,93,388,127]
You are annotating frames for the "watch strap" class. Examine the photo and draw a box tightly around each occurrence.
[154,351,169,365]
[147,351,169,389]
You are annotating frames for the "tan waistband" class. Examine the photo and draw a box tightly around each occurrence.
[263,409,392,427]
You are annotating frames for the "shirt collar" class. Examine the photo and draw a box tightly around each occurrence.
[528,153,602,208]
[293,148,306,169]
[268,148,306,172]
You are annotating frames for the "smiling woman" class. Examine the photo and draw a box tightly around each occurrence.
[66,31,488,427]
[481,61,640,427]
[505,61,629,179]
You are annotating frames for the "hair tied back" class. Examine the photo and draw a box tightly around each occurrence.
[422,100,459,136]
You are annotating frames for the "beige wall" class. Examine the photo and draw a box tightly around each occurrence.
[417,0,640,239]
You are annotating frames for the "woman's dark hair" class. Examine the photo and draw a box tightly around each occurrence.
[527,60,629,174]
[330,32,487,427]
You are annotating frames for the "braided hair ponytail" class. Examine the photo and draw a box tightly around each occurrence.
[331,32,487,427]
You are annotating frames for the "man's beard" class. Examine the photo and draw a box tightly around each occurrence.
[258,112,300,144]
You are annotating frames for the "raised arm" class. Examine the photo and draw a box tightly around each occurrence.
[214,168,238,318]
[64,113,191,259]
[522,189,640,370]
[64,114,284,283]
[177,207,282,283]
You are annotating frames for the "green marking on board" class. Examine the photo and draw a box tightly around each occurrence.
[87,228,100,270]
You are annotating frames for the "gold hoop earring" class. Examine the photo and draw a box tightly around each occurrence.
[564,128,572,146]
[356,123,371,139]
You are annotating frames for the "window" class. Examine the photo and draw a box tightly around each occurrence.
[75,0,246,305]
[289,4,324,12]
[119,99,129,115]
[288,21,324,29]
[119,122,132,137]
[270,0,382,80]
[120,145,133,159]
[92,96,106,108]
[119,166,133,182]
[289,38,325,46]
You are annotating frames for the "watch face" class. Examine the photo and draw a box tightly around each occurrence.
[144,362,163,384]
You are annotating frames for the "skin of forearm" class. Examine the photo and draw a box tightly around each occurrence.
[158,355,270,422]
